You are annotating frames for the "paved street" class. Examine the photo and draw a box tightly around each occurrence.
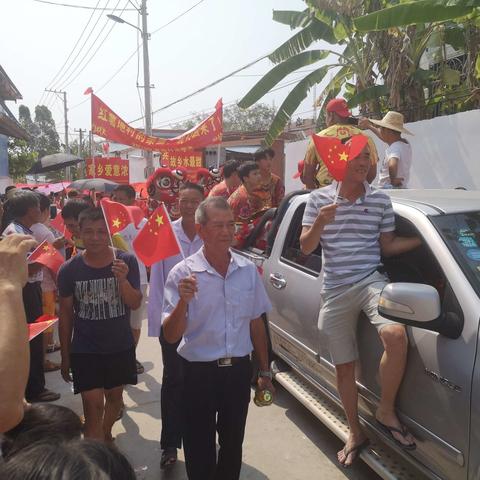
[47,328,379,480]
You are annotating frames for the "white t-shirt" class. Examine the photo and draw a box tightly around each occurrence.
[378,140,412,189]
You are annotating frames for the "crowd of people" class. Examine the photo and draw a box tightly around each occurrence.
[0,99,418,479]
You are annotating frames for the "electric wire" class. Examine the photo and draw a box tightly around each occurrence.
[33,0,136,10]
[39,0,103,106]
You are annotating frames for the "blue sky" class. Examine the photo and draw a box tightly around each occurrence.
[2,0,333,141]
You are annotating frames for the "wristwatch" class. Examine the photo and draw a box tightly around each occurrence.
[258,370,273,380]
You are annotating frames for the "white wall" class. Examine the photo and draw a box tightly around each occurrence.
[284,109,480,193]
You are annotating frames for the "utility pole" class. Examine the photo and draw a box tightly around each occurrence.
[75,128,87,177]
[141,0,153,178]
[45,88,70,179]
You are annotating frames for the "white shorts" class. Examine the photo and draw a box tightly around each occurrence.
[130,284,148,330]
[318,271,400,365]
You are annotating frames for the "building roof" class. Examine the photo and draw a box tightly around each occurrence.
[0,100,29,140]
[0,65,22,101]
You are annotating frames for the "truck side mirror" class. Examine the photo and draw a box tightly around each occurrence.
[378,283,463,339]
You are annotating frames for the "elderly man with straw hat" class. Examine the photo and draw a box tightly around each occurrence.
[360,111,413,189]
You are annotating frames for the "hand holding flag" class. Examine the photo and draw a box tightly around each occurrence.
[133,204,181,267]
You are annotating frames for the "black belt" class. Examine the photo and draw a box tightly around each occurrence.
[184,355,250,368]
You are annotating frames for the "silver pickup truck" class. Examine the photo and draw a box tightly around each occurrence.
[239,189,480,480]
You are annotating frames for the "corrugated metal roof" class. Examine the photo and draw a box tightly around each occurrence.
[0,65,22,101]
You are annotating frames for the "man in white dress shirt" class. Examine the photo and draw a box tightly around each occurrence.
[148,182,204,469]
[162,196,273,480]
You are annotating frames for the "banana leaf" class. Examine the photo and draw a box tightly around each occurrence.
[347,84,390,108]
[264,66,331,145]
[354,1,475,31]
[273,9,312,29]
[268,19,337,64]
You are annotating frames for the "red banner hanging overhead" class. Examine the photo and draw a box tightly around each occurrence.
[91,94,222,151]
[85,157,130,183]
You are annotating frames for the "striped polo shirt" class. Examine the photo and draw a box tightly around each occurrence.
[302,182,395,290]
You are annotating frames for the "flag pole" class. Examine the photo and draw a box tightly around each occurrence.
[100,201,117,260]
[333,181,342,204]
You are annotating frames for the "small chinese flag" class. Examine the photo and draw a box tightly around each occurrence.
[29,315,58,341]
[100,198,133,235]
[312,134,369,181]
[50,211,72,240]
[28,240,65,275]
[133,204,181,267]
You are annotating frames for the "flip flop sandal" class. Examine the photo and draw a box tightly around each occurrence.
[339,438,370,468]
[160,449,177,469]
[376,420,416,450]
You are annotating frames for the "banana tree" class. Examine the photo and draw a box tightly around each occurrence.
[239,0,479,144]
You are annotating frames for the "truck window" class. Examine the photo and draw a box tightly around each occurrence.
[280,203,322,276]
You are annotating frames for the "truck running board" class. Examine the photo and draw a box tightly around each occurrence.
[275,370,428,480]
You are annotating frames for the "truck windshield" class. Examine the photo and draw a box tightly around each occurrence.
[431,212,480,296]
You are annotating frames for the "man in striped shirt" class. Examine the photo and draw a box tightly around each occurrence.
[300,141,421,467]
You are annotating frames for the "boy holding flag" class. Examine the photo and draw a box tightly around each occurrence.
[58,207,142,443]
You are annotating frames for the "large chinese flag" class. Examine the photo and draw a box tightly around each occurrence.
[28,240,65,275]
[100,198,133,234]
[133,204,181,267]
[312,134,369,181]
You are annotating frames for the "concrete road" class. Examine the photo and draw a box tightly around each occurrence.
[47,329,379,480]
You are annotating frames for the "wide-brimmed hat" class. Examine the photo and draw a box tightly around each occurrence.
[369,111,413,135]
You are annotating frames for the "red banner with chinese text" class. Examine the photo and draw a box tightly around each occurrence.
[91,94,222,151]
[162,150,203,170]
[85,157,129,183]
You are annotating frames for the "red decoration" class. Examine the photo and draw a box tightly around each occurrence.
[133,204,181,267]
[28,240,65,276]
[91,94,222,151]
[50,212,72,240]
[311,134,369,181]
[29,315,58,341]
[100,198,134,235]
[85,157,129,184]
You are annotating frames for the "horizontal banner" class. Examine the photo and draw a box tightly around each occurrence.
[85,156,129,183]
[162,150,203,170]
[91,94,222,151]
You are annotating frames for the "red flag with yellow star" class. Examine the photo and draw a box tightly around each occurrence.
[100,198,134,235]
[132,204,181,267]
[28,240,65,276]
[311,134,369,181]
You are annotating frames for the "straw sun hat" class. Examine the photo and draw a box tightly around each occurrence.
[369,111,413,135]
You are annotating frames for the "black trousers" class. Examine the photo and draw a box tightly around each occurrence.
[182,357,252,480]
[22,281,45,399]
[159,328,184,450]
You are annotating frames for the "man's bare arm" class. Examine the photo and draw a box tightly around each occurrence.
[250,316,275,393]
[300,204,337,255]
[388,157,404,187]
[303,162,318,190]
[380,232,422,257]
[59,295,74,383]
[0,234,37,432]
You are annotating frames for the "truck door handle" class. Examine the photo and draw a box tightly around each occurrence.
[270,273,287,289]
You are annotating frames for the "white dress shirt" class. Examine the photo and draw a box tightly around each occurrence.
[162,248,272,362]
[147,218,203,337]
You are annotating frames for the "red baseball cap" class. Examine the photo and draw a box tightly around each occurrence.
[326,98,351,118]
[293,159,304,179]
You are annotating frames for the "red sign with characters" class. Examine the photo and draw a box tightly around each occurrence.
[85,157,129,183]
[162,150,203,170]
[91,94,222,151]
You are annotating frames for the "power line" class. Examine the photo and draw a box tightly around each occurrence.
[68,0,206,111]
[39,0,104,106]
[33,0,136,10]
[130,51,273,123]
[54,0,126,91]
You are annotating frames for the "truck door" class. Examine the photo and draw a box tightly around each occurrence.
[263,198,323,365]
[357,208,478,480]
